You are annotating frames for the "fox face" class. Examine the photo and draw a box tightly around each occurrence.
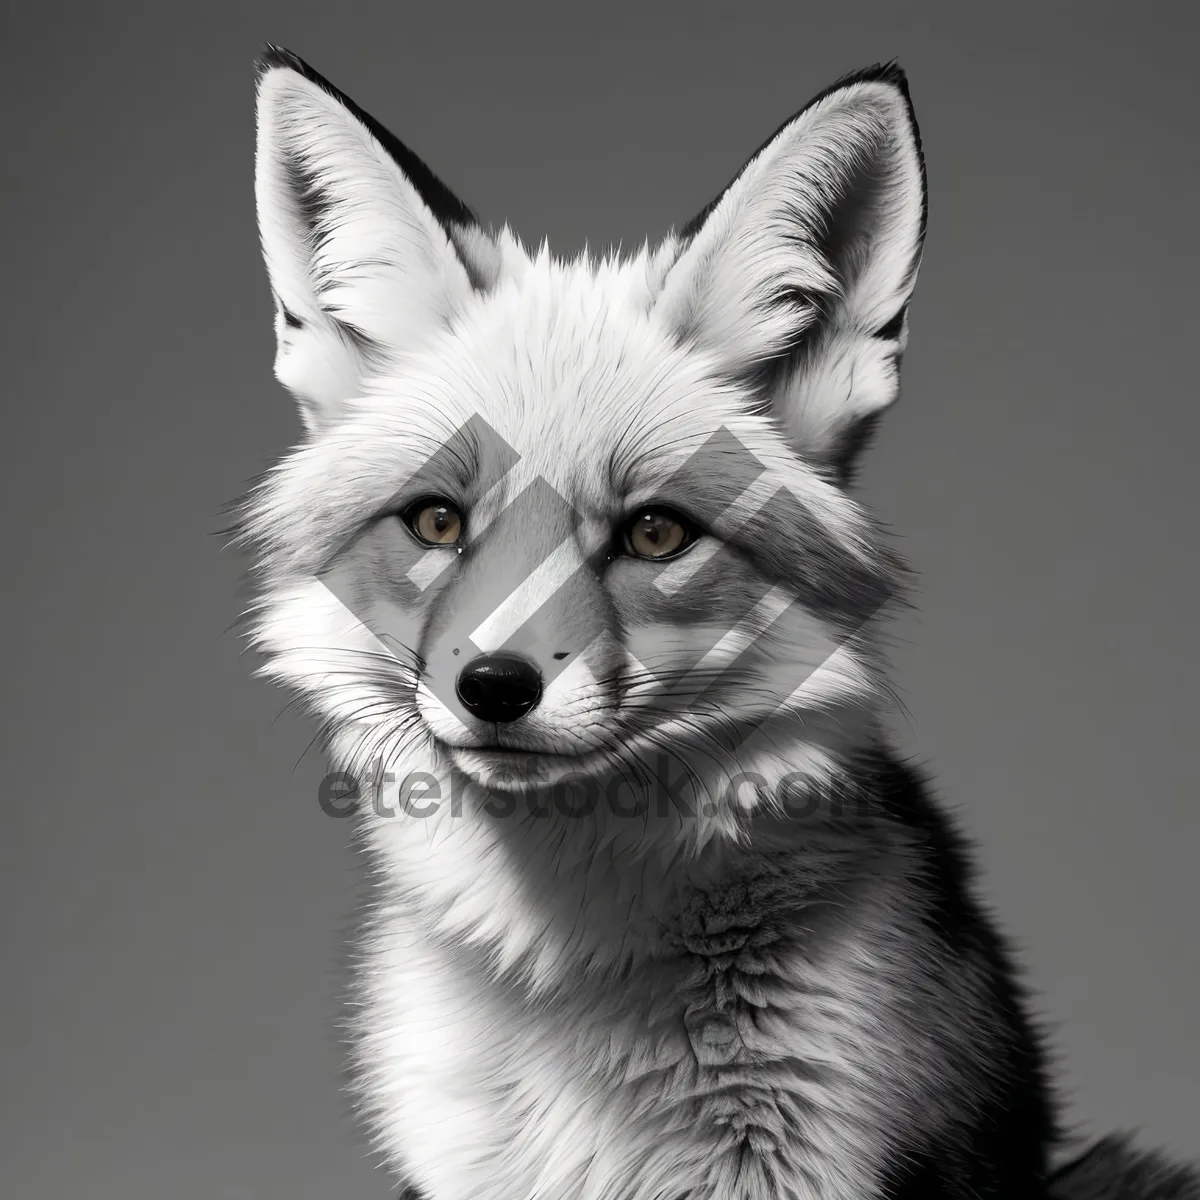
[243,48,926,835]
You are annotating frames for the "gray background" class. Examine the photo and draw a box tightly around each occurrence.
[2,2,1196,1197]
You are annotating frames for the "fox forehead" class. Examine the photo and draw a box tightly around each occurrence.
[357,246,775,495]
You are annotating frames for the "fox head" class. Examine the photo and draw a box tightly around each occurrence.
[242,47,926,840]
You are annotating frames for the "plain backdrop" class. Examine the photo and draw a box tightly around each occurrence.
[2,3,1196,1197]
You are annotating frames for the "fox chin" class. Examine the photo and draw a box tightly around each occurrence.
[235,45,1197,1200]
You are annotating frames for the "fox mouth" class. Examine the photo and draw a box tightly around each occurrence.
[445,741,588,773]
[421,692,621,783]
[440,738,625,792]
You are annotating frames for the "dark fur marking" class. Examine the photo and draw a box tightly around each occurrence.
[279,153,330,245]
[445,223,500,294]
[828,412,883,488]
[273,292,304,329]
[328,312,384,360]
[854,750,1059,1197]
[875,305,907,343]
[1049,1136,1200,1200]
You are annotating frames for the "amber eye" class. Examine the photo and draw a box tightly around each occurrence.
[404,498,463,546]
[622,508,695,560]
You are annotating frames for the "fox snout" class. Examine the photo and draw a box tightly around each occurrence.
[407,483,626,755]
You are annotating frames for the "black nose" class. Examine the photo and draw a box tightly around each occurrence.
[455,653,543,724]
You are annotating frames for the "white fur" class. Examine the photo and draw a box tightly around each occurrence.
[246,55,932,1200]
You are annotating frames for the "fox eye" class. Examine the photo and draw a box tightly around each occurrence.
[403,498,463,546]
[622,508,695,560]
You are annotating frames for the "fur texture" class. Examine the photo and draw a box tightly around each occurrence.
[239,46,1196,1200]
[1051,1138,1200,1200]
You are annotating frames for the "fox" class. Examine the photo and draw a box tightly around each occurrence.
[237,45,1198,1200]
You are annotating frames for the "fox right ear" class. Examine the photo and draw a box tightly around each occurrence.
[254,47,497,431]
[655,65,926,481]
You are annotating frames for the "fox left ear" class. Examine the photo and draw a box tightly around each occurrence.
[655,64,927,481]
[254,46,498,431]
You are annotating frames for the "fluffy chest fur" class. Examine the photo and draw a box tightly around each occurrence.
[348,768,984,1200]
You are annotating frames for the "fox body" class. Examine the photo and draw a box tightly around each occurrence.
[240,47,1196,1200]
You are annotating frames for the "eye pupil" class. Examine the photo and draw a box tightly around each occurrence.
[405,498,463,546]
[624,508,693,560]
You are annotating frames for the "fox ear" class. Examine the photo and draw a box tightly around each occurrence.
[254,46,497,430]
[656,64,926,481]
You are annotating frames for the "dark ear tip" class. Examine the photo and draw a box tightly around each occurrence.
[831,60,910,96]
[866,60,908,87]
[256,44,317,80]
